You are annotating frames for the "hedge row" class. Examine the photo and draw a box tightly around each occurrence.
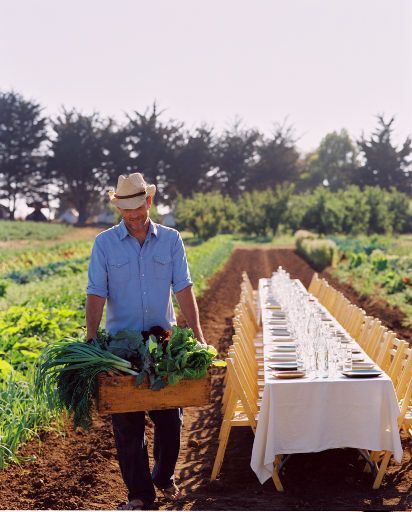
[295,230,339,271]
[175,185,412,239]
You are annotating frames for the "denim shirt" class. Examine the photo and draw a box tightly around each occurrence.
[86,220,192,335]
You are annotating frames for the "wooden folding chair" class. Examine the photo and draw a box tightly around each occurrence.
[308,272,322,297]
[376,337,407,378]
[395,346,412,405]
[398,352,412,438]
[333,294,351,328]
[357,316,375,349]
[370,377,412,488]
[363,319,384,359]
[211,354,284,491]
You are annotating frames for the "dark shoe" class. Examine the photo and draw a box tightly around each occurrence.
[117,499,145,510]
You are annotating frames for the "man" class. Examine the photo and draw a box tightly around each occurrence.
[86,172,205,510]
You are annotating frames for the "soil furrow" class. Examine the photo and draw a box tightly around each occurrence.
[0,248,410,511]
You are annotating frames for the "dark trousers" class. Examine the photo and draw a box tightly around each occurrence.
[111,408,183,505]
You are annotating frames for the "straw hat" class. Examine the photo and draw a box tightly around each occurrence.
[108,173,156,209]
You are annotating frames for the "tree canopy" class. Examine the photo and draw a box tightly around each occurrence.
[0,89,411,224]
[0,91,47,219]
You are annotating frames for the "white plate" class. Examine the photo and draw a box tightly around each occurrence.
[341,370,382,378]
[274,371,306,379]
[352,363,376,370]
[268,362,298,370]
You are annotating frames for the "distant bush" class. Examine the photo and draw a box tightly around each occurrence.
[295,230,339,271]
[300,239,339,271]
[295,230,317,253]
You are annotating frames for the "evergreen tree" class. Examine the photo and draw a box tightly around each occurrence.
[213,120,259,197]
[356,115,411,193]
[48,109,112,224]
[0,91,47,219]
[248,122,300,190]
[124,103,183,204]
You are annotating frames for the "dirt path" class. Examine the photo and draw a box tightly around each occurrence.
[0,248,410,510]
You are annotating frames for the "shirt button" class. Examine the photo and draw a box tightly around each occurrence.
[141,274,144,277]
[143,291,146,294]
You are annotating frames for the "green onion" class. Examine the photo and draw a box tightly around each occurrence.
[35,338,137,430]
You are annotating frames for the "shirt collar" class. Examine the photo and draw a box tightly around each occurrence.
[117,219,158,241]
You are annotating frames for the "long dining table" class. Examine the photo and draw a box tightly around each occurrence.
[250,275,403,487]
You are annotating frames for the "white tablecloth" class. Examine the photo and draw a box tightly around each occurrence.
[250,278,403,484]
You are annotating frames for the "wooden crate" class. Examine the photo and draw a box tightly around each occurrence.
[96,371,212,414]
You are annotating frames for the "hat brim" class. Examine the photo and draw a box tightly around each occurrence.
[108,184,156,209]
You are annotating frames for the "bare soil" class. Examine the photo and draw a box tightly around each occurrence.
[0,248,410,511]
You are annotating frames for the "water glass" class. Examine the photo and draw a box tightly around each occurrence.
[296,343,305,372]
[343,347,352,371]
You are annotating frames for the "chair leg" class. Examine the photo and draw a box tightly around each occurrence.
[364,450,379,473]
[211,420,232,480]
[373,451,392,489]
[271,455,284,492]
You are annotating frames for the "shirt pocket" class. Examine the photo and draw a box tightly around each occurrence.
[108,259,130,284]
[152,254,172,280]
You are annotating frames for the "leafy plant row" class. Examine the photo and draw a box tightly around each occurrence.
[0,220,72,241]
[0,234,234,468]
[0,240,93,274]
[330,236,412,327]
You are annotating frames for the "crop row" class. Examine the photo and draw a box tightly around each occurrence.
[0,240,93,274]
[0,220,72,241]
[0,235,234,468]
[330,236,412,326]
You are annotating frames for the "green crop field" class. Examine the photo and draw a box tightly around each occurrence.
[0,222,235,468]
[330,234,412,327]
[0,220,73,241]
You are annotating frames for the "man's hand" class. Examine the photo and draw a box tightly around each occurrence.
[175,285,206,345]
[86,295,106,340]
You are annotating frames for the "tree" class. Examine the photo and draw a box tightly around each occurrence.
[213,120,259,197]
[175,192,236,239]
[247,122,300,190]
[48,109,112,224]
[166,126,214,201]
[302,129,358,191]
[124,103,183,204]
[356,115,412,193]
[300,187,344,234]
[0,91,48,219]
[337,186,370,235]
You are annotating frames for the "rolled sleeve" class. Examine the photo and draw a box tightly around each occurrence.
[87,238,109,298]
[171,233,192,294]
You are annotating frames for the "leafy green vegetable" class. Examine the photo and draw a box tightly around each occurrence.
[35,326,226,429]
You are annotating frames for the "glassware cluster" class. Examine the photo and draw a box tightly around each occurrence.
[269,267,354,378]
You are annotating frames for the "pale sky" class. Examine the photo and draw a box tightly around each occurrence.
[2,0,411,156]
